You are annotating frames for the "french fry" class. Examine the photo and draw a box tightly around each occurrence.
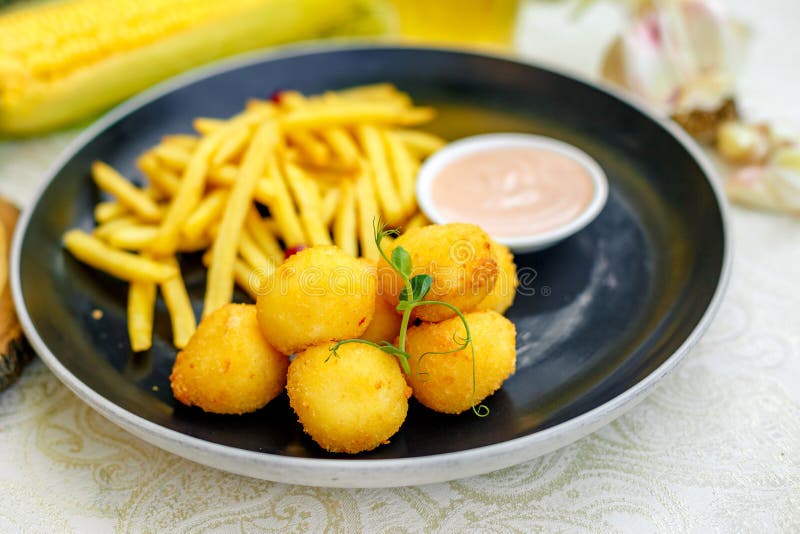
[246,208,284,266]
[93,216,138,240]
[354,164,380,260]
[177,233,213,253]
[161,134,199,152]
[159,257,196,349]
[65,230,177,282]
[106,224,159,250]
[284,163,332,246]
[152,144,191,172]
[264,156,305,247]
[193,117,225,134]
[357,125,404,225]
[404,211,431,232]
[262,217,282,239]
[334,83,412,106]
[94,201,127,223]
[204,121,279,316]
[281,102,435,131]
[138,152,180,196]
[238,227,272,272]
[321,187,341,228]
[319,127,360,169]
[233,257,266,301]
[92,161,162,222]
[212,124,251,166]
[287,130,331,167]
[385,130,418,217]
[182,188,229,242]
[333,179,358,257]
[391,129,447,158]
[128,280,156,352]
[148,124,231,257]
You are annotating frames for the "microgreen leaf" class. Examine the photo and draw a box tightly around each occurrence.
[410,274,432,301]
[392,246,412,280]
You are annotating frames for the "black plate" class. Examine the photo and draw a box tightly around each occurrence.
[12,45,728,485]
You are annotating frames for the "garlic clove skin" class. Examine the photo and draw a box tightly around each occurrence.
[601,0,750,116]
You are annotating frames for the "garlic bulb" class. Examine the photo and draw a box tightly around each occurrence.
[601,0,750,116]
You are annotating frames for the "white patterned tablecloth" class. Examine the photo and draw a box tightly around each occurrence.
[1,1,798,531]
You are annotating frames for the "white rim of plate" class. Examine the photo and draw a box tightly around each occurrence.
[415,133,609,252]
[10,41,732,488]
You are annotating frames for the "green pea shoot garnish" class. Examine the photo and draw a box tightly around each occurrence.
[330,223,489,417]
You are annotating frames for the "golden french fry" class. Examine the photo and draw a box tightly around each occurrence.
[284,162,332,246]
[212,124,251,166]
[204,121,279,316]
[262,217,282,239]
[287,130,331,167]
[128,280,156,352]
[148,123,232,256]
[238,227,272,272]
[334,83,411,106]
[246,208,284,265]
[182,188,229,242]
[384,130,418,217]
[65,230,177,282]
[391,129,447,158]
[93,216,138,240]
[319,127,360,169]
[161,134,198,152]
[354,164,380,260]
[334,179,358,257]
[92,161,162,222]
[357,125,404,225]
[177,233,212,253]
[138,153,180,197]
[264,156,305,247]
[321,186,341,228]
[281,102,435,131]
[193,117,225,134]
[160,257,197,349]
[152,144,191,172]
[404,211,431,232]
[106,224,159,250]
[94,201,127,223]
[233,257,266,301]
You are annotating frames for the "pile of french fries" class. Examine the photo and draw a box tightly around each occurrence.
[63,84,446,352]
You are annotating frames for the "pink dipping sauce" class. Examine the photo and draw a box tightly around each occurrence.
[430,147,595,238]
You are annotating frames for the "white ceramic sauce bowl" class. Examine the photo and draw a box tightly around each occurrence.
[416,133,609,253]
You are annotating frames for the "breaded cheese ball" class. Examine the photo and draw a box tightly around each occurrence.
[170,304,288,414]
[287,342,411,454]
[256,246,375,355]
[477,240,518,314]
[359,259,403,344]
[377,223,498,323]
[360,291,403,344]
[405,310,516,414]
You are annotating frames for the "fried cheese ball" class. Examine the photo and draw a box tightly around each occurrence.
[256,246,376,355]
[477,240,518,314]
[359,259,403,344]
[170,304,288,414]
[361,286,403,344]
[377,223,498,323]
[287,342,411,454]
[405,310,516,414]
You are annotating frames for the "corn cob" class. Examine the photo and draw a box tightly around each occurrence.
[0,0,391,136]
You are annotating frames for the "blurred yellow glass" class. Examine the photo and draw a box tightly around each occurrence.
[391,0,519,49]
